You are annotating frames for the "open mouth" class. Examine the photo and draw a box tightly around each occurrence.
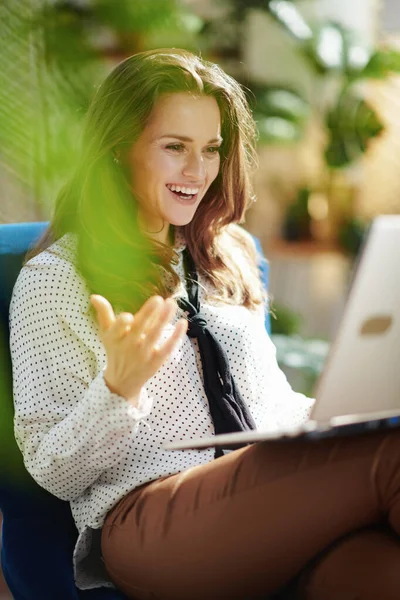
[166,184,200,202]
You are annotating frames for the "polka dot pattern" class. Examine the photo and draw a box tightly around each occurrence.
[9,228,314,591]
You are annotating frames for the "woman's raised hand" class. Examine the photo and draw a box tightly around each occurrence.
[90,294,188,405]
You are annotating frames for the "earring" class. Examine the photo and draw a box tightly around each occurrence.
[113,156,120,164]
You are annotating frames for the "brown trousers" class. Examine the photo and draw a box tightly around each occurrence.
[101,431,400,600]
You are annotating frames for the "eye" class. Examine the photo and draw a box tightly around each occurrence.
[205,146,221,155]
[165,143,185,152]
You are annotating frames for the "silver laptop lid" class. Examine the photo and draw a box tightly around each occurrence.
[311,215,400,424]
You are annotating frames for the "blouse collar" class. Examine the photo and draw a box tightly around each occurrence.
[172,226,186,254]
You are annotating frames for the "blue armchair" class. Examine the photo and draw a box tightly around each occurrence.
[0,223,128,600]
[0,222,270,600]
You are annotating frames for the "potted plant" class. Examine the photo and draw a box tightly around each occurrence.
[227,0,400,249]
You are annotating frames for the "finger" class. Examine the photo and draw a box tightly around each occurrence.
[110,312,135,340]
[144,298,177,347]
[152,318,188,367]
[90,295,116,333]
[132,295,166,334]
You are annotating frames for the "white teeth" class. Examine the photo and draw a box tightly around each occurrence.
[167,184,199,195]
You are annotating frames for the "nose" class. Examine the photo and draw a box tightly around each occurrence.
[182,150,206,181]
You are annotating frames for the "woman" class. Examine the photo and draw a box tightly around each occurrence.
[10,49,400,600]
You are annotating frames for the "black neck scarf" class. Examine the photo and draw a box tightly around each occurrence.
[177,248,256,458]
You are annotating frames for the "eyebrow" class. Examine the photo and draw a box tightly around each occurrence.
[159,134,223,144]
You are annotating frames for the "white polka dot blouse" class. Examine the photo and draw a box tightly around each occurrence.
[9,227,314,591]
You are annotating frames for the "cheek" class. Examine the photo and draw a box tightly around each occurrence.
[208,158,221,183]
[134,152,176,187]
[151,153,178,180]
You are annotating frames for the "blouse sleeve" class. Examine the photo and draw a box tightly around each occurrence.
[259,320,315,431]
[10,258,152,502]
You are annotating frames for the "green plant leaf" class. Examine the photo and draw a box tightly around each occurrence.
[324,135,352,168]
[95,0,180,34]
[248,85,308,143]
[324,88,384,168]
[359,49,400,79]
[255,115,304,143]
[254,88,310,122]
[301,22,371,77]
[270,302,303,336]
[338,217,369,255]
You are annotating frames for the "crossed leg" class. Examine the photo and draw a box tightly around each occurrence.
[102,430,400,600]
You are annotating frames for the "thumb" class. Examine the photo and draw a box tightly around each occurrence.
[90,295,116,333]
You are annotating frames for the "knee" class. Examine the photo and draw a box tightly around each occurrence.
[293,527,400,600]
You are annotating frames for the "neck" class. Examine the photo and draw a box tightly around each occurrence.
[138,212,171,245]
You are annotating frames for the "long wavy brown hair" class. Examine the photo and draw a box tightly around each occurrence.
[29,48,265,313]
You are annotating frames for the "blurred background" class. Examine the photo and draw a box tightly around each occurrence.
[1,0,400,595]
[3,0,400,386]
[2,0,400,391]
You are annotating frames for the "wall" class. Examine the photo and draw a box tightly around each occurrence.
[316,0,378,43]
[380,0,400,34]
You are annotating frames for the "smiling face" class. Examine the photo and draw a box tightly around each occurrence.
[127,92,222,244]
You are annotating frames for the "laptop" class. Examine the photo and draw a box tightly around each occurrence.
[165,215,400,451]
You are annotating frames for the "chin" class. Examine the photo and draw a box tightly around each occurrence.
[174,217,196,227]
[168,211,198,228]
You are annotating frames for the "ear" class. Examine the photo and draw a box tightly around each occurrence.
[112,148,121,165]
